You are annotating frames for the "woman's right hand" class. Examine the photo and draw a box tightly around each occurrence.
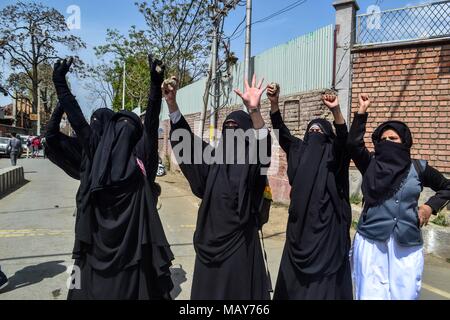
[358,93,370,114]
[162,76,179,112]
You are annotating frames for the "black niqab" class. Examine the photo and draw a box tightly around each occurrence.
[361,120,412,208]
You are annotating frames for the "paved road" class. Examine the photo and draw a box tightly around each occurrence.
[0,158,449,300]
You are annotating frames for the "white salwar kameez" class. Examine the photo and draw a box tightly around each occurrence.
[350,232,424,300]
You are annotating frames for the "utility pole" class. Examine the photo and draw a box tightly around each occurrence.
[209,0,220,147]
[37,83,41,136]
[205,0,241,146]
[122,60,126,110]
[12,91,17,127]
[244,0,252,85]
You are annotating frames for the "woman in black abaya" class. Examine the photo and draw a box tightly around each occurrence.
[269,88,353,300]
[45,103,115,259]
[165,75,272,300]
[53,57,174,300]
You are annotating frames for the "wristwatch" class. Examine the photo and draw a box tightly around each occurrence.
[248,107,260,114]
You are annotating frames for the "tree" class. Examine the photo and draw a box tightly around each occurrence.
[88,0,212,112]
[0,1,86,116]
[93,27,152,111]
[83,63,119,111]
[135,0,212,86]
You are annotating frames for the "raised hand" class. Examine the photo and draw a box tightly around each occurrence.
[53,57,74,98]
[161,76,178,109]
[267,82,280,105]
[234,74,266,111]
[53,57,73,83]
[322,93,339,110]
[358,93,370,114]
[149,54,165,86]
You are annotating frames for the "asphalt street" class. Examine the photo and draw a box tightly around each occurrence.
[0,158,449,300]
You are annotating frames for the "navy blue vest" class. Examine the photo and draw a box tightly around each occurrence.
[357,160,426,247]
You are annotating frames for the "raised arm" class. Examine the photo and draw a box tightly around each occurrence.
[347,94,372,174]
[136,55,165,183]
[323,93,350,171]
[266,83,301,155]
[234,75,272,169]
[45,102,83,180]
[52,58,92,156]
[163,76,211,199]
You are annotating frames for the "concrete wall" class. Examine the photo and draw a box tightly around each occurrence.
[0,166,25,197]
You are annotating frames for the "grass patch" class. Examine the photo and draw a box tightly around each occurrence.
[350,193,363,205]
[432,211,449,227]
[351,219,359,230]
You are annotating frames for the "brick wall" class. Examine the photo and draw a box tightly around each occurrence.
[351,41,450,173]
[158,90,333,202]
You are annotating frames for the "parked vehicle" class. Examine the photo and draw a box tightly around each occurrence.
[0,136,24,158]
[156,157,166,177]
[0,137,10,156]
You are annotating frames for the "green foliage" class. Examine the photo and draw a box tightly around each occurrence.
[350,193,363,205]
[432,211,449,227]
[87,0,212,111]
[0,1,86,113]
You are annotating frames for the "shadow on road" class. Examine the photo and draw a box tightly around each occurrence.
[0,179,29,201]
[170,264,187,299]
[0,260,67,294]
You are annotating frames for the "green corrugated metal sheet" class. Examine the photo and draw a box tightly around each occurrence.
[161,24,334,119]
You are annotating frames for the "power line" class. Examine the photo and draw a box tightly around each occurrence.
[227,0,308,41]
[161,0,197,61]
[166,0,206,63]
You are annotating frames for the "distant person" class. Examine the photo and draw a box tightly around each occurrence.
[26,137,32,158]
[32,137,41,158]
[41,136,47,159]
[8,133,22,166]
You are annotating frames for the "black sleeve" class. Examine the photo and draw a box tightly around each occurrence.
[59,94,93,157]
[333,122,351,185]
[333,121,349,158]
[45,103,83,180]
[136,81,163,183]
[46,104,65,138]
[270,110,302,156]
[170,115,210,199]
[422,164,450,214]
[348,112,372,174]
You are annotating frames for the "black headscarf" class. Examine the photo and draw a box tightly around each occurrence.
[361,120,412,208]
[89,111,143,194]
[81,110,173,276]
[286,118,350,276]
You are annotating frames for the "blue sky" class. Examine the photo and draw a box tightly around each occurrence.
[0,0,431,114]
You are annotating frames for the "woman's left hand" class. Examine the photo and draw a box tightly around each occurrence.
[418,204,433,227]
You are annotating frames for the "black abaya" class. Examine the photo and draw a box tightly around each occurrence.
[60,61,173,300]
[170,111,271,300]
[271,111,353,300]
[45,103,82,180]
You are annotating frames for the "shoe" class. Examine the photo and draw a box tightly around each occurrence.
[0,270,9,291]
